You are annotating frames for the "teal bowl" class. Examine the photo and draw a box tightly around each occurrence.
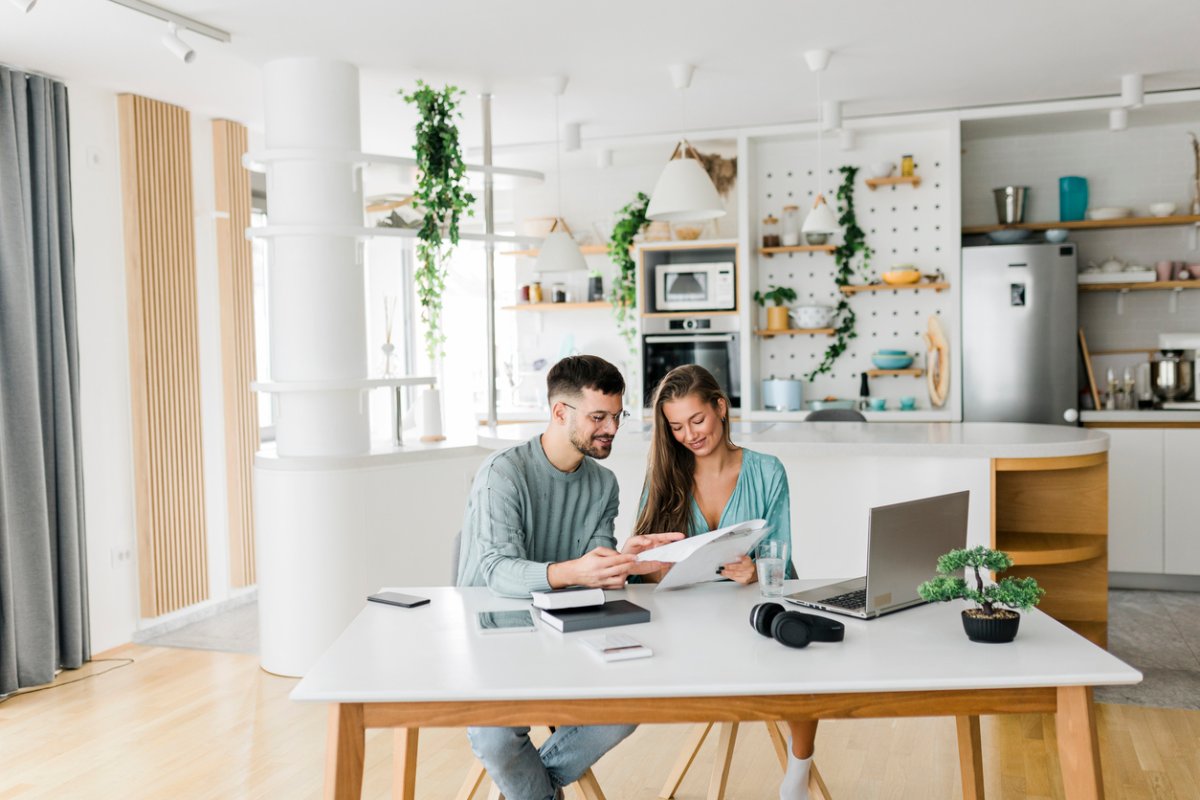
[878,349,907,356]
[871,353,914,370]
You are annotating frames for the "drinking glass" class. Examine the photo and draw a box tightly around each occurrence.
[756,540,789,598]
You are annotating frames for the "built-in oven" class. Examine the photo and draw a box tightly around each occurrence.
[652,261,736,313]
[642,316,741,409]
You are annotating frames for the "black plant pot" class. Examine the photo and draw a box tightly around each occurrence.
[961,610,1020,643]
[587,276,605,302]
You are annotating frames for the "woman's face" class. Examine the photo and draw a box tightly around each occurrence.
[661,393,726,458]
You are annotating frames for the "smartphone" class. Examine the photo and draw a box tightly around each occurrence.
[476,609,537,634]
[367,591,430,609]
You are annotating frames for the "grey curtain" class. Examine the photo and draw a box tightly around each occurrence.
[0,67,89,695]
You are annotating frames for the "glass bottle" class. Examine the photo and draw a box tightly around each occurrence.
[781,205,802,247]
[529,280,543,303]
[551,283,567,303]
[900,154,915,177]
[761,215,781,249]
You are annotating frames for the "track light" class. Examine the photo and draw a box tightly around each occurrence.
[821,100,841,132]
[839,128,857,151]
[10,0,37,12]
[1121,73,1144,109]
[162,22,195,63]
[1109,107,1128,132]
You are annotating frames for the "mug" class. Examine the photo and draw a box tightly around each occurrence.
[1156,261,1174,282]
[869,397,887,411]
[899,396,917,410]
[1059,176,1088,222]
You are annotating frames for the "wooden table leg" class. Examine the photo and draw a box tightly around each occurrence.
[765,720,788,770]
[955,715,984,800]
[393,727,419,800]
[706,722,739,800]
[455,760,488,800]
[808,764,832,800]
[658,722,713,799]
[1056,686,1105,800]
[324,703,365,800]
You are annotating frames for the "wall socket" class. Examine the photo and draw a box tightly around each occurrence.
[110,546,133,568]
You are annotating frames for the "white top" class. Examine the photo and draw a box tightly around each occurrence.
[1081,410,1200,424]
[478,422,1108,460]
[291,583,1139,704]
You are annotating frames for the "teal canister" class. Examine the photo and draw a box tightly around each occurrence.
[1059,176,1088,222]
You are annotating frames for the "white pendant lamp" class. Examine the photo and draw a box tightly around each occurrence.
[647,64,726,223]
[802,49,839,235]
[535,76,587,274]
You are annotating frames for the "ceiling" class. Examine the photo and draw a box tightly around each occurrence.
[4,0,1200,156]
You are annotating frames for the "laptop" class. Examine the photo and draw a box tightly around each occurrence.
[784,490,969,619]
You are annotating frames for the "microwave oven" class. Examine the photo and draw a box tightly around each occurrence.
[653,261,736,312]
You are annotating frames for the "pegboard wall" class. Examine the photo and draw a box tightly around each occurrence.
[747,124,962,415]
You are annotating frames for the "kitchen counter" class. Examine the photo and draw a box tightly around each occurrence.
[1082,410,1200,426]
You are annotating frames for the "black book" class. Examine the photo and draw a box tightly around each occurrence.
[538,599,651,633]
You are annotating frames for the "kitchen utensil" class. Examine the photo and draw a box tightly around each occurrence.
[878,349,907,356]
[790,305,836,329]
[1086,207,1132,221]
[1078,329,1100,412]
[1150,351,1195,401]
[672,223,703,240]
[806,398,857,411]
[1135,362,1154,408]
[1149,202,1177,217]
[1095,256,1126,273]
[987,229,1033,244]
[925,316,950,409]
[761,379,804,411]
[881,268,921,285]
[1044,228,1069,243]
[805,232,829,245]
[1156,260,1174,281]
[899,396,917,410]
[1059,176,1089,222]
[993,186,1029,224]
[869,397,887,411]
[871,353,915,370]
[869,161,895,178]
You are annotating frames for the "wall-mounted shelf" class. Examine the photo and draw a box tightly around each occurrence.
[865,175,921,190]
[759,244,836,257]
[962,214,1200,235]
[1078,279,1200,293]
[754,328,835,337]
[501,302,609,311]
[865,368,924,377]
[502,245,611,257]
[839,282,949,295]
[996,531,1107,567]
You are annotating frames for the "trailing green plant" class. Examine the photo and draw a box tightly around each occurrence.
[402,81,476,360]
[608,191,650,350]
[917,546,1045,617]
[753,286,798,307]
[806,165,873,381]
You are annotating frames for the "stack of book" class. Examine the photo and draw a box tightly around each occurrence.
[530,587,650,632]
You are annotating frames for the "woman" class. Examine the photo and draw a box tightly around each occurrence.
[633,364,817,800]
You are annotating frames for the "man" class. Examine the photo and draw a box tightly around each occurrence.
[457,354,680,800]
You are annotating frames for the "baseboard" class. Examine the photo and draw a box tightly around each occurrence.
[1109,573,1200,592]
[133,586,257,642]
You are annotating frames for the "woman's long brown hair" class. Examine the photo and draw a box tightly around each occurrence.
[633,365,737,537]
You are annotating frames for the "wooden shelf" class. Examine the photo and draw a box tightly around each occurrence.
[865,175,921,190]
[501,244,610,257]
[996,532,1107,567]
[962,214,1200,235]
[840,281,949,295]
[759,244,836,257]
[865,368,923,377]
[1078,279,1200,293]
[755,328,835,337]
[501,301,609,311]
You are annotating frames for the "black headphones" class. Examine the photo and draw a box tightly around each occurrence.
[749,602,845,649]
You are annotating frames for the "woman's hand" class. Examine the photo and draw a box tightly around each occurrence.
[620,531,685,556]
[719,554,757,585]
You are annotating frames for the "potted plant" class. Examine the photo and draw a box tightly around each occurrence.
[753,285,797,331]
[608,192,650,350]
[917,546,1045,643]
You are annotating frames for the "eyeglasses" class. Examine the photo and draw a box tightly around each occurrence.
[561,402,631,428]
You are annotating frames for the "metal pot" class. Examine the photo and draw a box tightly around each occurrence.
[993,186,1029,225]
[1150,351,1195,402]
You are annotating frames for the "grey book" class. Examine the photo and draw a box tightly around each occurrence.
[538,599,651,633]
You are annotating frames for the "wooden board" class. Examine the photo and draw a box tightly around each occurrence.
[1078,328,1101,412]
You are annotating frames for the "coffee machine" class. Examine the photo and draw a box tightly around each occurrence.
[1154,333,1199,408]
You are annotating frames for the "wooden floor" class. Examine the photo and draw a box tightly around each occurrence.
[1,644,1198,799]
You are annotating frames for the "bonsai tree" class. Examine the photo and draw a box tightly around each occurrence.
[918,546,1044,618]
[753,285,798,307]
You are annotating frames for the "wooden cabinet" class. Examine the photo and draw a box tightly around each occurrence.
[1165,430,1200,575]
[1106,428,1165,574]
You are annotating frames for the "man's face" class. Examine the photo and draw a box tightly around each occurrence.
[563,387,625,460]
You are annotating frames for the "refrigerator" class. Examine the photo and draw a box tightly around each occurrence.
[962,242,1079,425]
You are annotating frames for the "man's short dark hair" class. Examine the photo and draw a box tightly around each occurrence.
[546,355,625,402]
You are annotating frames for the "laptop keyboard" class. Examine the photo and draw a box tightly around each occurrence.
[819,588,866,610]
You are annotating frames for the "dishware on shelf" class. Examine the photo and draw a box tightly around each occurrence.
[993,186,1029,224]
[1044,228,1069,243]
[1149,202,1177,217]
[1086,207,1132,221]
[869,161,895,178]
[899,396,917,410]
[878,348,907,356]
[781,205,803,246]
[871,352,915,370]
[987,229,1033,244]
[790,305,836,329]
[1150,350,1195,402]
[1156,260,1174,281]
[761,379,804,411]
[1059,176,1088,222]
[672,223,703,240]
[805,232,829,245]
[1077,271,1155,284]
[1094,255,1126,273]
[869,397,887,411]
[881,267,921,285]
[806,398,857,411]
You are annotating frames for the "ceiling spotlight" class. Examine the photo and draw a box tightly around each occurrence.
[839,128,857,151]
[162,22,195,63]
[821,100,841,132]
[11,0,38,12]
[1109,107,1128,132]
[563,121,581,152]
[1121,73,1144,108]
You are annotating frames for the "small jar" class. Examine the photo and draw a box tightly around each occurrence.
[551,283,567,303]
[761,215,781,249]
[529,281,543,303]
[781,205,802,247]
[900,154,915,177]
[519,284,531,303]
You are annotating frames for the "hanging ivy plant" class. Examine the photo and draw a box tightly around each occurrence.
[806,165,873,381]
[402,81,476,360]
[608,191,650,351]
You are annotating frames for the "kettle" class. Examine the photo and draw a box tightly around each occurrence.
[1150,350,1195,402]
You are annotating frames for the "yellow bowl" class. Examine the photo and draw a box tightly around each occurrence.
[882,269,921,285]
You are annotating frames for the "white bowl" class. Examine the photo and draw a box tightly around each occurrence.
[790,305,836,329]
[1086,207,1132,221]
[1044,228,1069,243]
[1149,202,1177,218]
[869,161,895,179]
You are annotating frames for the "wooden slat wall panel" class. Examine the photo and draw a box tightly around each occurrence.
[118,94,209,617]
[211,119,259,588]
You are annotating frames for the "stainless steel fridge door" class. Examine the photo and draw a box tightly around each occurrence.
[962,243,1078,424]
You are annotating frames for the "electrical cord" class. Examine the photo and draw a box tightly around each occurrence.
[0,657,135,705]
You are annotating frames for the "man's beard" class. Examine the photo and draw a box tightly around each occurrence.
[569,426,613,459]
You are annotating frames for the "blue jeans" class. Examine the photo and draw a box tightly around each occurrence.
[467,724,636,800]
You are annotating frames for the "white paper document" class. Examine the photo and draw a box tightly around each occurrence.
[635,519,770,591]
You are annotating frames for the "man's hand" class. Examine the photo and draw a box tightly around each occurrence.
[719,554,757,585]
[620,531,686,556]
[548,546,672,589]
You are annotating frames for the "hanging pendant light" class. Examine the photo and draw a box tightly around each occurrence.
[535,76,587,274]
[647,64,726,223]
[802,50,839,235]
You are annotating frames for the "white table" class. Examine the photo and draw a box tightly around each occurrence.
[292,582,1141,799]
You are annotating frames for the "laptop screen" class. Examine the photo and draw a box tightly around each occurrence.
[865,490,970,612]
